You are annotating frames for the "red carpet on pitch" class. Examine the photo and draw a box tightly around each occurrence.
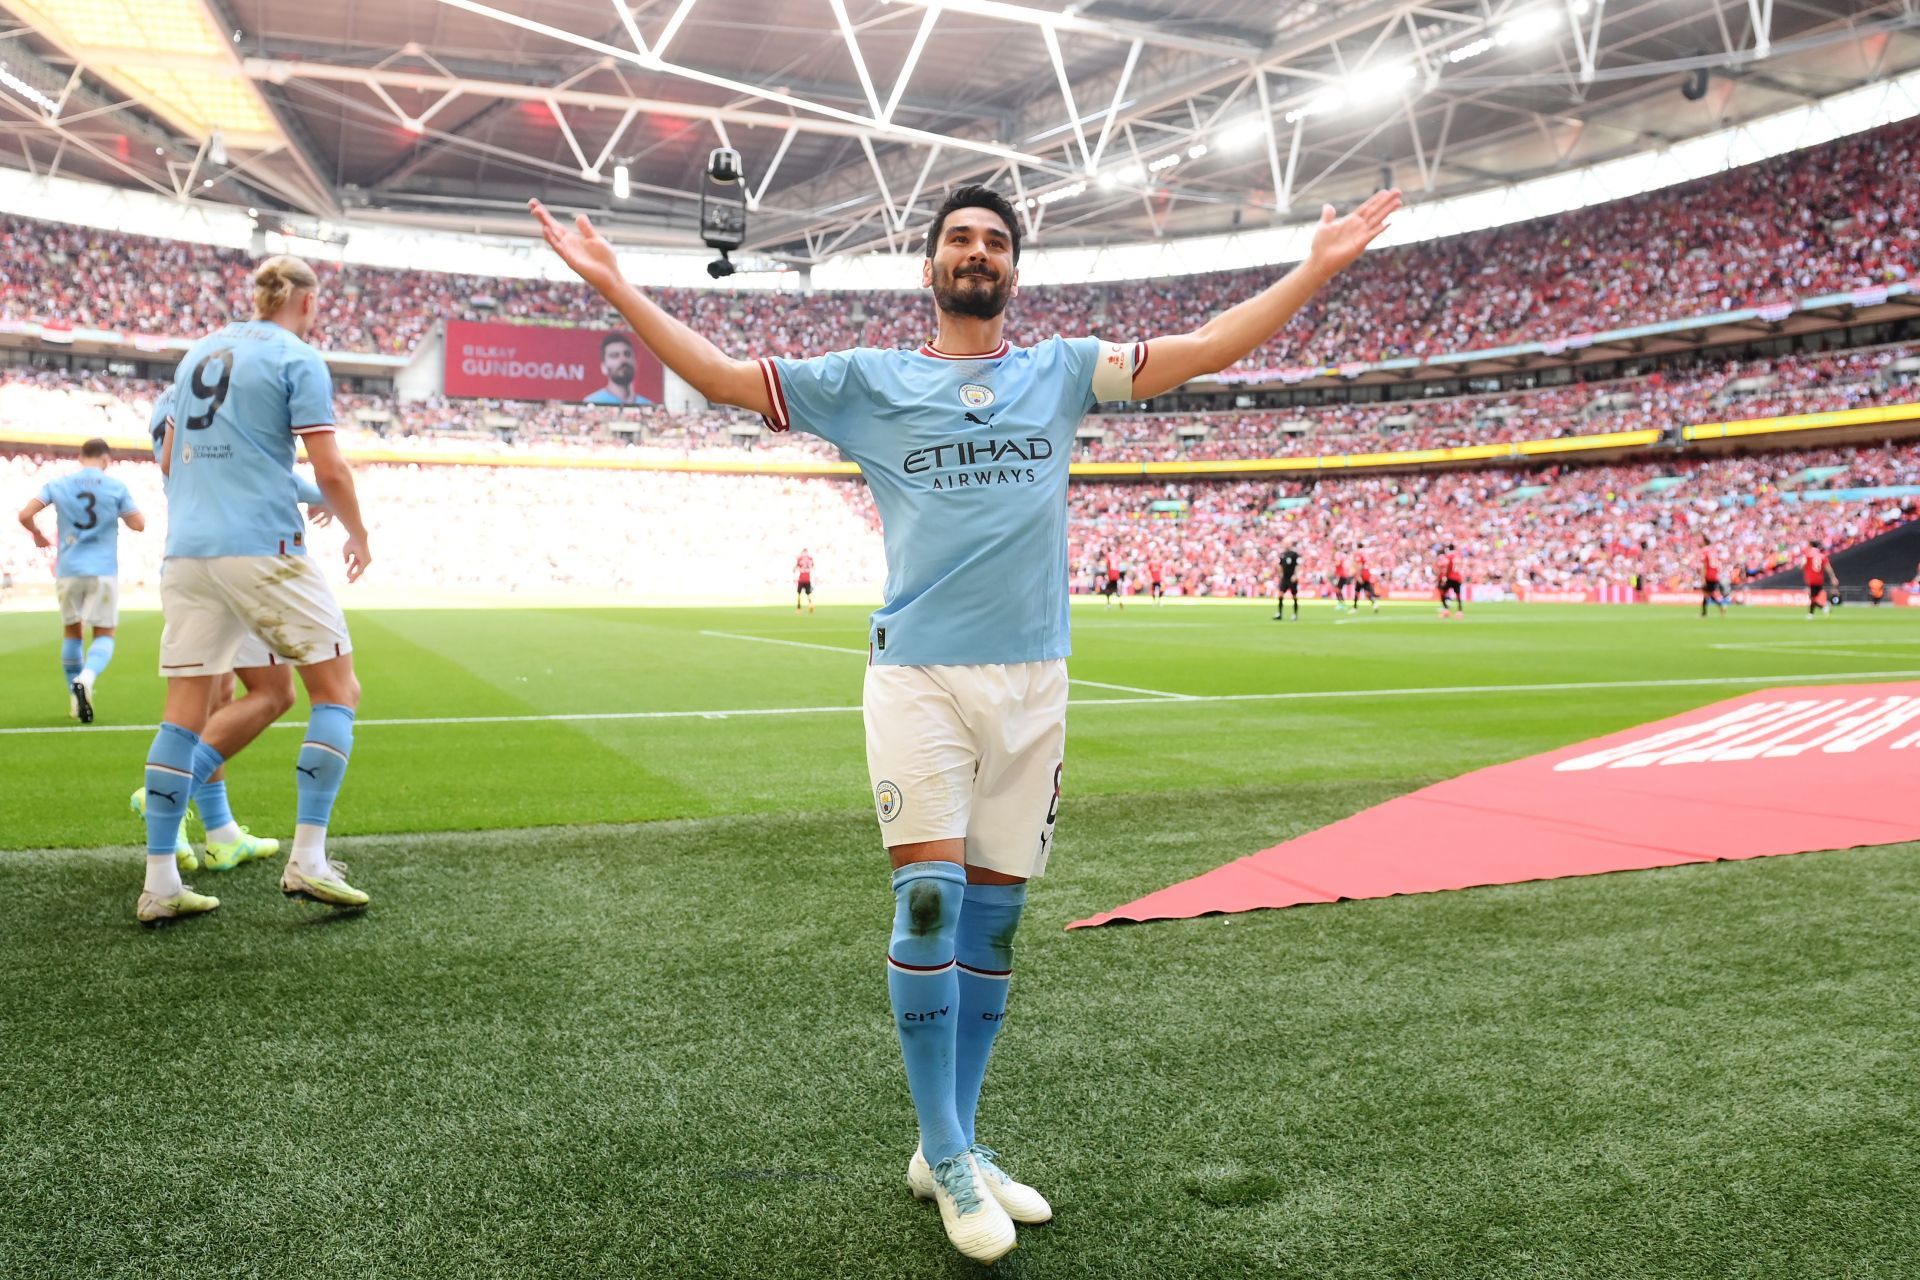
[1070,683,1920,929]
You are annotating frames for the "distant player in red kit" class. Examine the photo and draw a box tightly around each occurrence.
[1332,553,1351,612]
[1437,544,1464,617]
[1147,557,1165,606]
[1700,537,1727,617]
[1352,547,1379,614]
[795,549,815,614]
[1102,551,1123,610]
[1803,541,1837,617]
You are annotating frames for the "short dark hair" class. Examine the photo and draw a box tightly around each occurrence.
[80,438,110,459]
[601,333,634,355]
[924,185,1021,262]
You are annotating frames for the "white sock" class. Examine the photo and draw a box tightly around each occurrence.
[205,821,241,845]
[77,668,96,691]
[291,824,329,875]
[143,853,183,897]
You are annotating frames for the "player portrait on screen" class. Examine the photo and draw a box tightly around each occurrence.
[582,333,653,406]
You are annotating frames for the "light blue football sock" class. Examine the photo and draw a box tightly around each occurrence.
[143,723,199,858]
[82,635,115,678]
[954,881,1027,1147]
[886,861,969,1167]
[294,704,355,828]
[61,637,83,684]
[190,742,233,833]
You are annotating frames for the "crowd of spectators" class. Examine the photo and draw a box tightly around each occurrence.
[5,439,1915,604]
[1060,443,1920,599]
[0,453,886,601]
[1,117,1913,373]
[6,338,1912,469]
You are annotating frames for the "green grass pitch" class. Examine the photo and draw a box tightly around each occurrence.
[1,601,1916,1278]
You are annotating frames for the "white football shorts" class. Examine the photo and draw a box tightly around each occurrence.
[56,575,119,629]
[158,555,352,677]
[863,659,1067,879]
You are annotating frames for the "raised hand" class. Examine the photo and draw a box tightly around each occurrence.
[529,199,624,295]
[1306,188,1403,279]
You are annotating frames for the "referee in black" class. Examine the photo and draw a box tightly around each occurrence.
[1275,546,1301,620]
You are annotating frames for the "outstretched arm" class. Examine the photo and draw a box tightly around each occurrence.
[529,200,772,417]
[1129,190,1402,401]
[17,497,50,548]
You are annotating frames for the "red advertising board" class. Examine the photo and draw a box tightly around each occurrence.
[444,320,664,405]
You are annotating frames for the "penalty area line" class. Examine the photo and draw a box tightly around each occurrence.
[6,669,1920,736]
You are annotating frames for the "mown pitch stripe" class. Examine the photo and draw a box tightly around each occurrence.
[698,629,1193,699]
[6,669,1920,735]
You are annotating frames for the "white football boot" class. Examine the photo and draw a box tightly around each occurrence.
[922,1151,1017,1264]
[910,1144,1053,1224]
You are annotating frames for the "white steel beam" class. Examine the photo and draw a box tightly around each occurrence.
[828,0,885,121]
[1254,69,1285,214]
[429,0,1048,167]
[748,125,798,212]
[1041,24,1092,171]
[611,0,653,60]
[240,56,1041,161]
[882,4,941,126]
[882,0,1263,61]
[649,0,702,62]
[1748,0,1774,57]
[1085,37,1142,174]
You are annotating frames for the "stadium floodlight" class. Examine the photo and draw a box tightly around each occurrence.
[1218,117,1267,151]
[1447,36,1495,63]
[0,61,60,117]
[1285,62,1414,123]
[1187,142,1208,160]
[1148,153,1180,173]
[1498,8,1562,45]
[1036,181,1085,206]
[612,163,631,199]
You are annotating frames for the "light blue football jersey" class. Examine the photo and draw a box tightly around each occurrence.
[150,382,323,506]
[37,468,137,578]
[763,335,1140,666]
[162,320,335,558]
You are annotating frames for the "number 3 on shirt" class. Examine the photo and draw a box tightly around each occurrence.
[182,347,235,431]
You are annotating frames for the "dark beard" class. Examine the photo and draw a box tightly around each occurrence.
[932,263,1012,320]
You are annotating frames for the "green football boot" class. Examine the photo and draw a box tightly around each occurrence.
[203,827,280,873]
[136,886,220,927]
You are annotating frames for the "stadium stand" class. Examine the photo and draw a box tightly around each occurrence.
[1,116,1914,373]
[4,340,1915,466]
[6,443,1914,604]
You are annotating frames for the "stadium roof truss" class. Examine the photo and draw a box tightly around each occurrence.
[0,0,1914,262]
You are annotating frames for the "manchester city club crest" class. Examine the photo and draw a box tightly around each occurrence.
[958,383,996,410]
[180,444,194,465]
[875,780,903,823]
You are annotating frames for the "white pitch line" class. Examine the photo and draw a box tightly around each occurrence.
[699,629,1192,699]
[699,629,865,656]
[1066,677,1193,699]
[6,669,1920,737]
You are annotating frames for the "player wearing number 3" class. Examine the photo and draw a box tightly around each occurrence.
[134,256,376,926]
[532,182,1401,1263]
[16,437,144,722]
